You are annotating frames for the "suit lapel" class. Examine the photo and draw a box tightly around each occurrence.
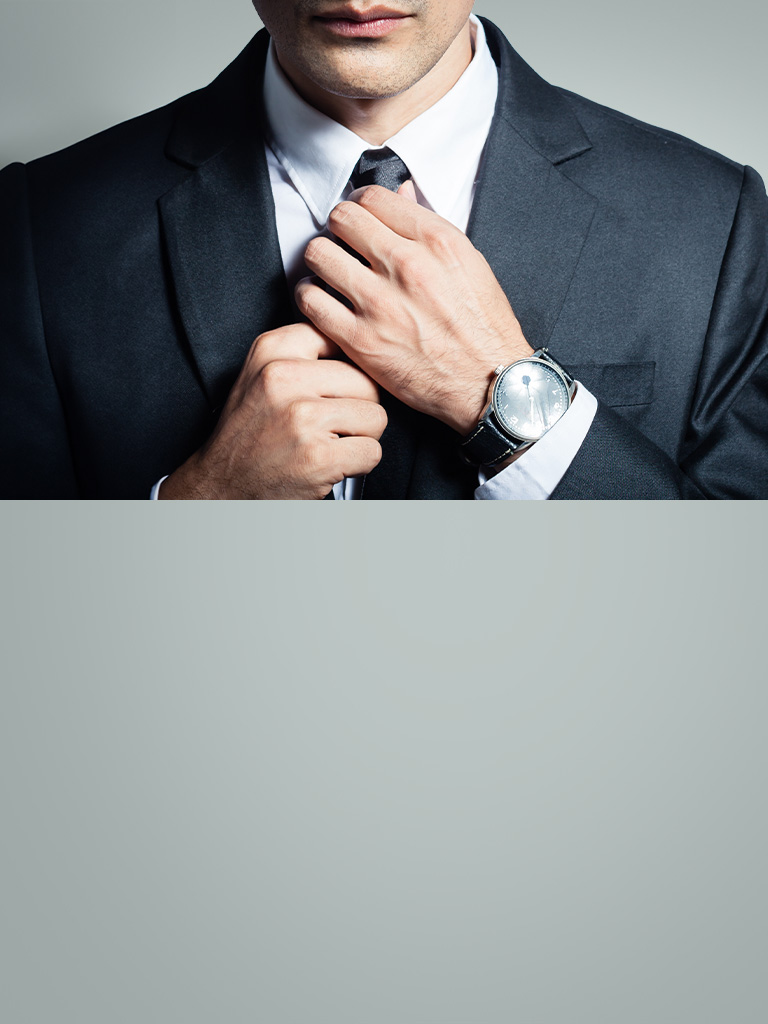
[467,22,598,352]
[158,24,598,495]
[404,22,599,498]
[159,33,293,410]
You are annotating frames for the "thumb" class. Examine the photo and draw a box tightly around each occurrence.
[398,179,418,203]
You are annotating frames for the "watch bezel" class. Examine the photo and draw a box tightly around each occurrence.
[491,356,572,442]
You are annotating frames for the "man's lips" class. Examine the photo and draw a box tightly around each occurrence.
[314,7,411,38]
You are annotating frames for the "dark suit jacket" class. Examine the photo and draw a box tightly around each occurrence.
[2,19,767,498]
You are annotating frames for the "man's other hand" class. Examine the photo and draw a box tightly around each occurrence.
[160,324,386,499]
[295,183,534,436]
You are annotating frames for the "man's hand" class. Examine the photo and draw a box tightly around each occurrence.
[160,323,386,499]
[295,183,534,436]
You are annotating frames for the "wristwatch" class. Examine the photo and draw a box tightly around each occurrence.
[459,348,576,467]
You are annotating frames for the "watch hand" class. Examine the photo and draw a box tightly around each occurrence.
[522,374,534,426]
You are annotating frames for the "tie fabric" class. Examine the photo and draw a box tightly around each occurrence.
[326,148,412,281]
[336,148,411,268]
[341,148,418,499]
[349,147,411,193]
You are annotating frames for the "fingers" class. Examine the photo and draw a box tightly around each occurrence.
[264,357,380,403]
[331,435,383,479]
[347,184,450,242]
[312,360,380,402]
[315,187,464,282]
[185,316,385,500]
[302,234,376,304]
[249,322,342,371]
[313,397,387,439]
[324,198,409,269]
[294,276,360,348]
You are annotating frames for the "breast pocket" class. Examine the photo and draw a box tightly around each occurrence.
[563,361,656,407]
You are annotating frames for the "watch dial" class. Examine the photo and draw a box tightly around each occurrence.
[495,360,570,440]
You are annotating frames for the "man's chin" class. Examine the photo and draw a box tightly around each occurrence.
[300,61,422,101]
[321,80,409,101]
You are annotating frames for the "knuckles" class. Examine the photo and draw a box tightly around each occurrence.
[360,437,384,472]
[303,237,329,267]
[373,405,388,438]
[250,324,317,368]
[295,282,325,324]
[259,358,296,397]
[357,186,384,213]
[328,201,356,231]
[294,280,311,314]
[423,223,461,261]
[394,249,429,288]
[286,398,316,437]
[248,329,276,363]
[300,438,339,492]
[249,329,283,368]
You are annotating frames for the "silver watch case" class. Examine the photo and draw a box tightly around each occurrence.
[488,351,575,445]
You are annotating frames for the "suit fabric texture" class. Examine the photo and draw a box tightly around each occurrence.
[2,19,767,499]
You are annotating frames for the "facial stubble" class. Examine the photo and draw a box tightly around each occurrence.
[257,0,470,100]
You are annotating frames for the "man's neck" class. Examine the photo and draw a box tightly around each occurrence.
[274,22,474,146]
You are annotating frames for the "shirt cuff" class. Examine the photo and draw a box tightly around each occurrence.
[474,384,598,500]
[333,474,364,500]
[150,476,169,500]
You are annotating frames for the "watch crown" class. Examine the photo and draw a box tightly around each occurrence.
[493,364,505,377]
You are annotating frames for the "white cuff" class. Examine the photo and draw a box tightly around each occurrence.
[211,387,597,503]
[150,475,169,500]
[474,384,598,500]
[333,475,364,500]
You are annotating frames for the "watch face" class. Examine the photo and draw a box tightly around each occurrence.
[494,359,570,441]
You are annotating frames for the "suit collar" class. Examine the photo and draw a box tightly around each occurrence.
[165,33,268,169]
[478,18,592,167]
[160,31,294,410]
[463,19,597,356]
[163,21,593,172]
[262,15,499,230]
[159,22,597,492]
[407,21,598,498]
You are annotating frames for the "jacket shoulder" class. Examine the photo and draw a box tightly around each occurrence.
[556,86,745,186]
[16,31,268,216]
[22,98,186,203]
[549,86,758,255]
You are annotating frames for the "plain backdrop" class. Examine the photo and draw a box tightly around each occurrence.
[1,4,767,1024]
[0,0,767,178]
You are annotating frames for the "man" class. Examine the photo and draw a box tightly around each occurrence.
[2,1,767,498]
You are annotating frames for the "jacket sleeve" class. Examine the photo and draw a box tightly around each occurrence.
[552,165,768,499]
[0,162,79,498]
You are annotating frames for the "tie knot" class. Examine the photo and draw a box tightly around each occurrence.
[350,148,411,193]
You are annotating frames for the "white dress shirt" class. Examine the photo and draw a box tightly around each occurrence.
[152,16,596,500]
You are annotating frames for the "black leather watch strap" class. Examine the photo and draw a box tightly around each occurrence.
[459,416,525,467]
[458,349,574,468]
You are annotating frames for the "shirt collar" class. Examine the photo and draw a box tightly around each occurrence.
[263,16,499,227]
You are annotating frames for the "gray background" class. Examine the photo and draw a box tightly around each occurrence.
[2,503,767,1023]
[2,2,767,1021]
[0,0,767,178]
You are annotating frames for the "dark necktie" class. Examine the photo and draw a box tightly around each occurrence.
[344,148,419,499]
[324,149,414,499]
[349,147,411,193]
[333,149,411,270]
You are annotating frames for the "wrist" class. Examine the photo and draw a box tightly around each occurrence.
[458,348,574,468]
[159,451,216,499]
[447,344,535,435]
[445,381,495,435]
